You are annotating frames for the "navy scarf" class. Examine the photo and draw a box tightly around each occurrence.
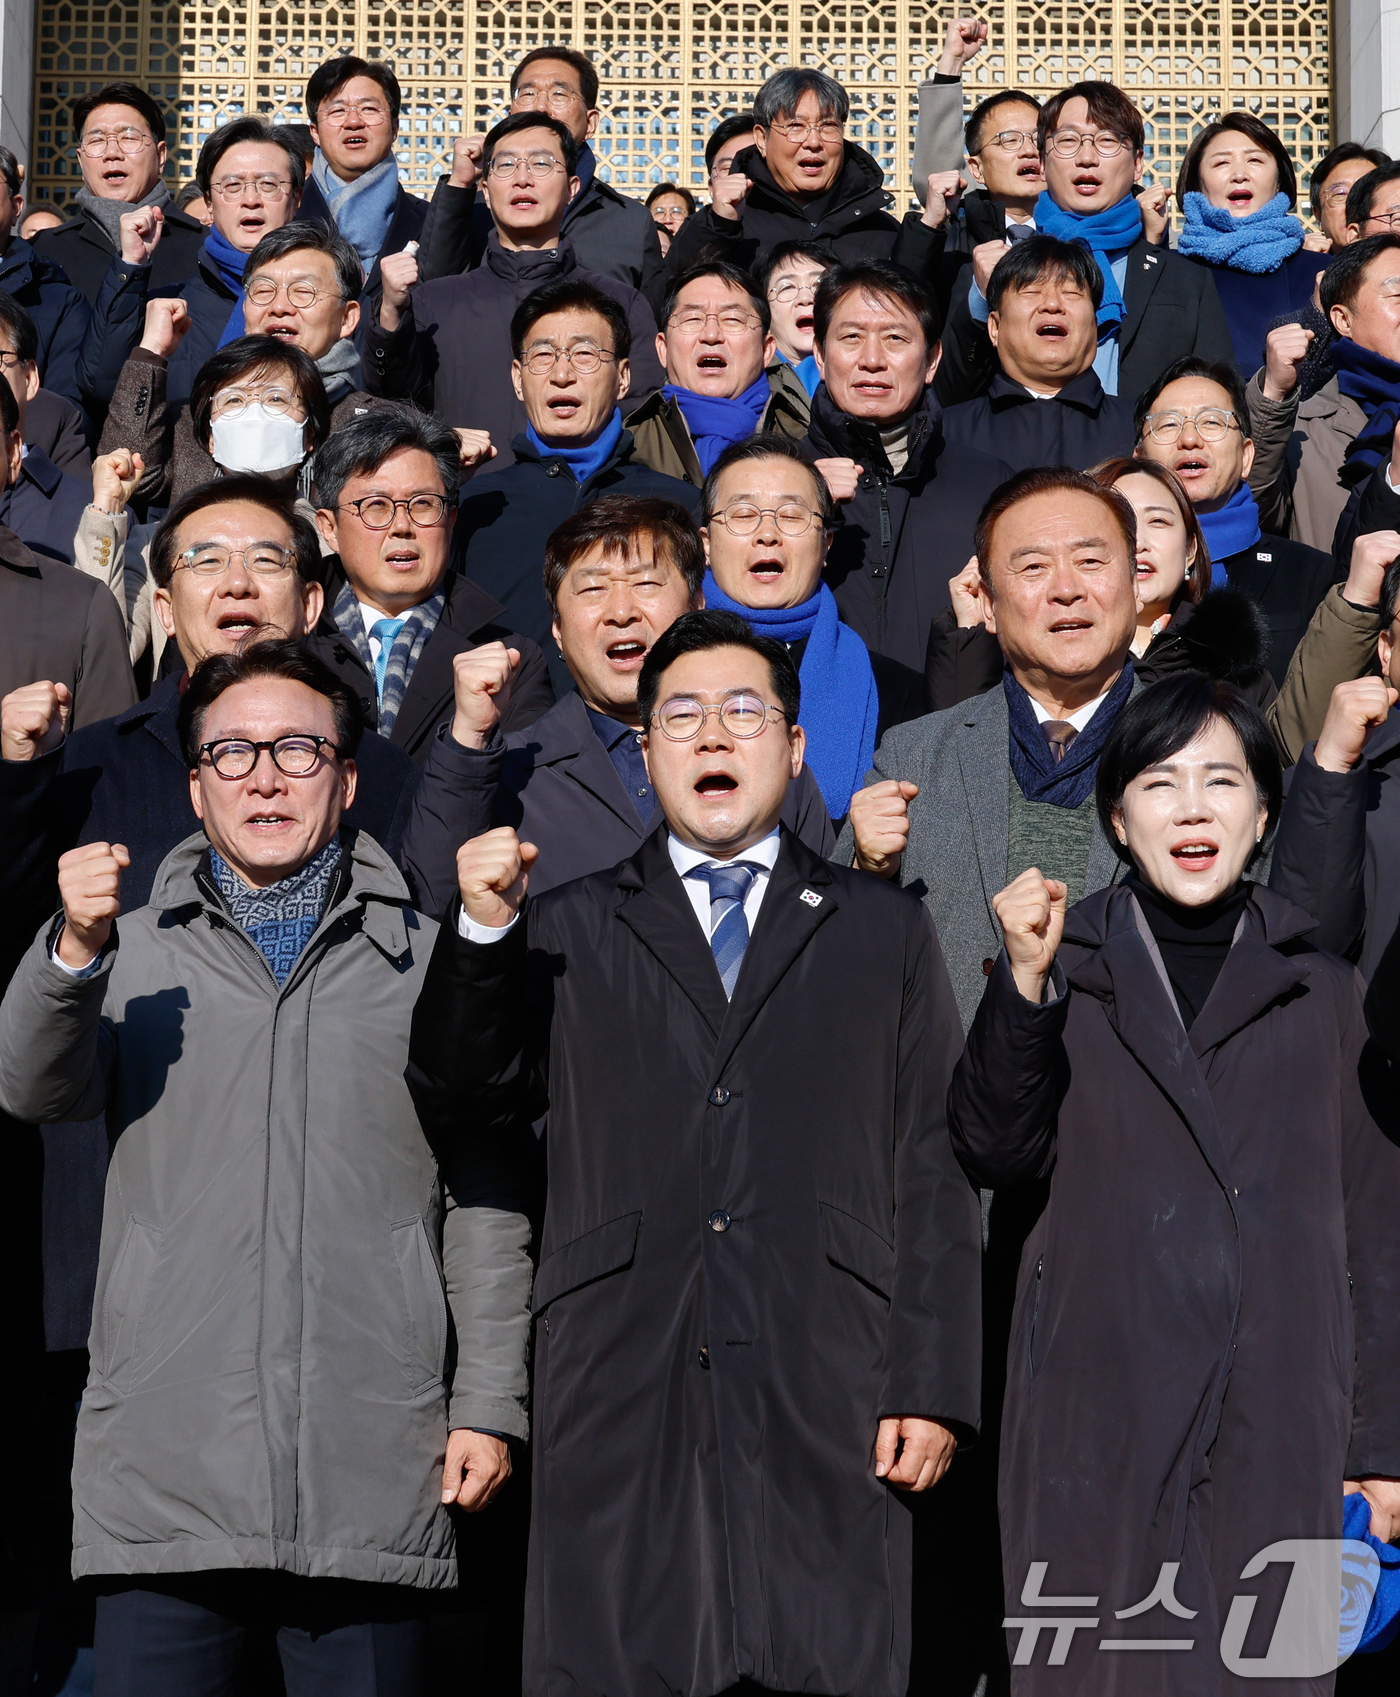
[207,225,251,347]
[1004,662,1134,808]
[663,374,770,474]
[1196,484,1262,585]
[1333,337,1400,486]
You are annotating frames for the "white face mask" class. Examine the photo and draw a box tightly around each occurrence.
[209,405,307,474]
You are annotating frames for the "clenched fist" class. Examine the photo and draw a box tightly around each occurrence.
[972,238,1009,297]
[451,641,520,749]
[448,134,485,190]
[140,295,191,358]
[91,449,145,515]
[1262,322,1314,402]
[710,158,750,223]
[456,828,539,928]
[57,841,130,967]
[1313,676,1398,774]
[849,779,919,879]
[949,556,986,629]
[119,203,164,266]
[811,456,862,502]
[378,250,420,329]
[1138,182,1171,247]
[992,867,1066,1003]
[1344,529,1400,610]
[1,680,71,762]
[453,427,497,476]
[936,16,988,75]
[920,170,966,229]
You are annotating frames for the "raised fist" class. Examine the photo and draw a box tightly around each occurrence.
[456,827,539,929]
[91,449,145,515]
[1262,322,1314,402]
[811,456,862,503]
[1312,676,1399,775]
[139,295,191,358]
[710,159,750,223]
[378,249,420,329]
[849,779,919,879]
[921,170,966,230]
[972,238,1010,297]
[1,680,71,762]
[56,840,130,967]
[451,641,520,750]
[448,134,485,190]
[119,203,164,266]
[991,866,1067,1002]
[937,17,989,75]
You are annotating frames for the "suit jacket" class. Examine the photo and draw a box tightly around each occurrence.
[940,369,1137,473]
[30,203,206,308]
[296,175,429,309]
[835,686,1127,1030]
[0,235,91,410]
[0,446,97,568]
[25,391,92,478]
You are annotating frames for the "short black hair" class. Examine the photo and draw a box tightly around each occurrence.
[0,147,20,199]
[195,116,307,198]
[984,234,1103,314]
[638,608,801,730]
[1310,141,1391,224]
[813,258,942,354]
[1038,81,1143,157]
[1346,160,1400,230]
[965,89,1042,157]
[482,110,580,177]
[179,637,363,769]
[312,405,462,513]
[661,260,771,335]
[510,277,632,361]
[305,56,401,129]
[0,292,39,364]
[511,46,600,109]
[754,69,848,129]
[701,433,835,529]
[1378,556,1400,629]
[244,220,364,303]
[1133,355,1250,443]
[1176,112,1297,212]
[73,83,167,147]
[175,180,207,212]
[149,474,323,591]
[189,335,331,458]
[0,377,17,435]
[543,494,704,614]
[1096,673,1283,868]
[754,239,839,297]
[646,182,697,214]
[1320,233,1400,317]
[706,112,758,173]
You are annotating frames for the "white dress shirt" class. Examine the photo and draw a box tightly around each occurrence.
[359,601,406,670]
[1028,687,1112,735]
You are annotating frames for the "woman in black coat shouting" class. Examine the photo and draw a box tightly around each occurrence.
[949,674,1400,1696]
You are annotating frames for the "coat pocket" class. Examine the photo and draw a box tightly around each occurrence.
[819,1202,894,1300]
[391,1217,449,1394]
[99,1217,163,1391]
[532,1211,642,1314]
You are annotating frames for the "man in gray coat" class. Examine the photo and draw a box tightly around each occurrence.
[0,639,531,1695]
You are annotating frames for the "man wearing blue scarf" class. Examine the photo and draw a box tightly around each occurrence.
[947,80,1232,407]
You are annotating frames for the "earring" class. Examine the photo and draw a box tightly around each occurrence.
[1184,564,1193,581]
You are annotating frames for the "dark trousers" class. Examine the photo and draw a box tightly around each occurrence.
[93,1573,427,1697]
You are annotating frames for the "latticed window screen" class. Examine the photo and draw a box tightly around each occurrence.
[29,1,1332,214]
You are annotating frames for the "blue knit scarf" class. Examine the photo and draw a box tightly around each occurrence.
[1034,190,1143,333]
[525,407,623,488]
[1332,336,1400,486]
[702,571,878,820]
[311,148,401,276]
[1196,484,1261,585]
[1004,661,1135,808]
[1178,191,1303,274]
[210,837,340,987]
[205,225,251,348]
[663,373,770,474]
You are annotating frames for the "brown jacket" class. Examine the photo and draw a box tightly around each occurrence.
[623,364,812,487]
[1245,372,1367,557]
[1268,584,1385,765]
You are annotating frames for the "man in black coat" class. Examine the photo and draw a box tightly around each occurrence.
[1134,357,1338,684]
[0,353,94,568]
[805,259,1013,673]
[365,113,664,469]
[407,608,981,1697]
[941,235,1135,472]
[454,276,700,695]
[0,147,92,410]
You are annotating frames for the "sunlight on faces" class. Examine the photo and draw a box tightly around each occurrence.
[316,447,452,617]
[1197,131,1280,216]
[1113,471,1198,623]
[702,457,830,610]
[709,133,752,186]
[1319,160,1379,247]
[642,645,804,856]
[766,255,828,362]
[1136,373,1253,511]
[510,58,598,144]
[1112,716,1267,905]
[310,75,397,179]
[207,140,300,253]
[1375,609,1400,692]
[155,499,322,668]
[552,536,700,717]
[481,125,580,243]
[1042,96,1142,215]
[189,677,355,889]
[21,209,66,238]
[242,248,360,359]
[0,317,40,419]
[753,89,844,201]
[1329,256,1400,364]
[814,286,938,423]
[78,102,166,202]
[1351,185,1400,240]
[967,100,1045,202]
[513,306,631,444]
[650,191,691,233]
[987,265,1099,390]
[659,276,774,396]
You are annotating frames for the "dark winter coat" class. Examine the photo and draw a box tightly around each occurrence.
[622,372,812,490]
[406,824,983,1697]
[0,445,98,568]
[806,384,1014,673]
[296,173,429,311]
[362,235,665,467]
[452,429,702,695]
[949,881,1400,1696]
[26,389,92,478]
[0,235,92,409]
[1195,246,1329,380]
[1216,531,1338,685]
[30,202,206,308]
[940,369,1136,473]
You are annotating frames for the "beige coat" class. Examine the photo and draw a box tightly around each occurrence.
[1245,372,1367,556]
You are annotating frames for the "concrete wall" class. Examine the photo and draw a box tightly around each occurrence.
[0,0,34,169]
[1336,0,1400,153]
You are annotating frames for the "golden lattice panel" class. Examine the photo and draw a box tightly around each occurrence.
[29,0,1333,218]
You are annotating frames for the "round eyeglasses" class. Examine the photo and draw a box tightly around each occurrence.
[210,385,304,419]
[175,544,296,577]
[767,119,844,146]
[768,276,822,304]
[244,277,339,310]
[340,494,450,529]
[210,176,293,201]
[319,99,389,126]
[977,129,1040,154]
[709,501,822,537]
[199,735,341,778]
[78,127,154,157]
[486,152,567,179]
[651,695,788,741]
[1141,408,1240,444]
[668,307,761,334]
[1045,129,1134,158]
[519,343,617,376]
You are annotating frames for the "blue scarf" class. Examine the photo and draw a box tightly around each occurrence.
[525,407,623,488]
[1177,190,1304,275]
[1004,661,1135,808]
[1332,336,1400,486]
[1033,191,1143,333]
[1196,484,1260,585]
[776,349,822,398]
[702,572,878,820]
[205,226,251,348]
[663,374,770,474]
[210,838,340,987]
[310,148,401,276]
[1342,1491,1400,1657]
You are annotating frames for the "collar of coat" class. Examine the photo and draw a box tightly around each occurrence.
[50,202,205,252]
[806,382,943,479]
[1298,374,1368,429]
[0,520,40,576]
[14,444,63,499]
[483,229,578,285]
[987,367,1107,414]
[729,140,894,227]
[0,235,41,289]
[510,425,637,480]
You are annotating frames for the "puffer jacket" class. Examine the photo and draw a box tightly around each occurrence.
[0,828,532,1589]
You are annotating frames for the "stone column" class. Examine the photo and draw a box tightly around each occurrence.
[1335,0,1400,153]
[0,0,34,166]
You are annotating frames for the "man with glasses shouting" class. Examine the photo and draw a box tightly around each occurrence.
[367,112,665,470]
[408,606,978,1697]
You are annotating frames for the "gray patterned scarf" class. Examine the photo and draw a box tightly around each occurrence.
[332,579,444,735]
[210,838,341,987]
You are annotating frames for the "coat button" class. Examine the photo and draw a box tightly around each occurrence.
[698,1346,711,1368]
[707,1210,731,1233]
[982,958,995,977]
[547,462,563,476]
[708,1086,730,1106]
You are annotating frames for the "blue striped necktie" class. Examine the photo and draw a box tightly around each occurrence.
[698,862,759,999]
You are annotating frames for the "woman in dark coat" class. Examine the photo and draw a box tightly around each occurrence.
[949,674,1400,1696]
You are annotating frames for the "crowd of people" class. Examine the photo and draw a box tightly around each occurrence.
[4,16,1400,1697]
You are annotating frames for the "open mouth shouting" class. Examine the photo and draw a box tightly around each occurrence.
[1227,186,1257,211]
[694,350,731,383]
[1171,452,1213,493]
[1016,158,1044,184]
[603,637,649,673]
[216,611,266,640]
[546,392,586,424]
[694,769,739,797]
[747,555,785,586]
[1035,319,1069,342]
[1169,837,1220,873]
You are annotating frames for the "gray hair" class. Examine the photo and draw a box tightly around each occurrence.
[311,405,462,512]
[753,69,849,129]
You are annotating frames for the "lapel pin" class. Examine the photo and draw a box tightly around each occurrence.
[799,889,823,908]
